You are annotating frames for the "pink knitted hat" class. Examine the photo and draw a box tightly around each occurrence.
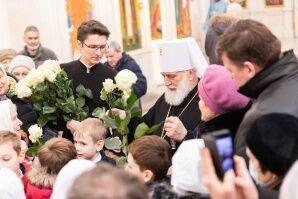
[198,65,249,114]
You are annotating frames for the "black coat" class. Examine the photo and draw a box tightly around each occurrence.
[129,87,201,146]
[56,60,117,140]
[190,103,251,140]
[236,50,298,161]
[105,53,147,98]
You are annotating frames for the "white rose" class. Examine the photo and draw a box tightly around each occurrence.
[25,69,45,87]
[103,79,116,93]
[38,60,62,75]
[28,124,43,143]
[16,80,32,98]
[43,69,57,82]
[115,69,137,92]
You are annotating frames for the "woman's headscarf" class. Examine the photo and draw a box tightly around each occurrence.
[0,99,14,132]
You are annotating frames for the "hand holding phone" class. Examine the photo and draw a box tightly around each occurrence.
[202,129,234,180]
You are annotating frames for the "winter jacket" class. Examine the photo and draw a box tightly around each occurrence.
[25,167,55,199]
[235,50,298,161]
[105,53,147,98]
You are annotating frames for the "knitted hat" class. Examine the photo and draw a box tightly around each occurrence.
[247,113,298,176]
[198,64,249,114]
[0,48,17,63]
[171,139,208,194]
[8,55,35,73]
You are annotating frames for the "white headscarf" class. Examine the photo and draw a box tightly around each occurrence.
[51,159,96,199]
[171,139,208,195]
[0,167,25,199]
[0,99,14,132]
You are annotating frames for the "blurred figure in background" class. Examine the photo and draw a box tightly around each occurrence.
[105,40,147,98]
[8,55,35,80]
[18,25,58,67]
[0,48,17,71]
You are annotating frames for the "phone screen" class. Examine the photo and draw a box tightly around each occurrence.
[215,136,234,171]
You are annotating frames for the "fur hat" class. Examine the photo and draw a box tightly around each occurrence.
[247,113,298,176]
[0,48,17,63]
[8,55,35,73]
[198,65,249,114]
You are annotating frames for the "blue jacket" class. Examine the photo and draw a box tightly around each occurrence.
[105,53,147,98]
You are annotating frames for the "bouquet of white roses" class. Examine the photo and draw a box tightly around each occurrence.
[16,60,92,127]
[27,124,43,157]
[93,70,159,164]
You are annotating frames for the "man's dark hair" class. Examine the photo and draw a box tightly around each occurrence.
[216,19,281,68]
[68,163,149,199]
[77,20,110,42]
[24,25,39,33]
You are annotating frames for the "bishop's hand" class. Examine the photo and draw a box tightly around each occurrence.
[164,116,187,142]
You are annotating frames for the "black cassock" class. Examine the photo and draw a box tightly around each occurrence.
[129,86,202,150]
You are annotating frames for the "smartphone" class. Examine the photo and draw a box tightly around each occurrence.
[202,129,234,180]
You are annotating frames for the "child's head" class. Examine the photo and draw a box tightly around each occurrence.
[126,135,171,183]
[37,137,76,175]
[73,118,107,161]
[0,131,22,176]
[68,163,149,199]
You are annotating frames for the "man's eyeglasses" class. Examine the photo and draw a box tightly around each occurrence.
[82,42,109,52]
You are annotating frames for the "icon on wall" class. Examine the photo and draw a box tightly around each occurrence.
[265,0,284,7]
[149,0,162,40]
[119,0,142,51]
[66,0,93,58]
[175,0,192,38]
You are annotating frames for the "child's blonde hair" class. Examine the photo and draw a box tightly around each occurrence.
[74,118,107,142]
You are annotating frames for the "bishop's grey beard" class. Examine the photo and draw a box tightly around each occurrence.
[164,76,193,106]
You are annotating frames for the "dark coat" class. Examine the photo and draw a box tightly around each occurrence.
[18,45,58,67]
[190,103,251,140]
[235,50,298,161]
[129,87,201,147]
[57,60,116,140]
[105,53,147,98]
[205,22,229,65]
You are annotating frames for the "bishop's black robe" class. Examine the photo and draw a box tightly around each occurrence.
[129,86,202,148]
[54,60,116,140]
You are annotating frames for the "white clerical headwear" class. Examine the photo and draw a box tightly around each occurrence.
[157,38,208,77]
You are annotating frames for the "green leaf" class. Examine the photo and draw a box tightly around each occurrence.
[134,122,162,139]
[146,123,162,135]
[101,115,119,129]
[92,107,106,118]
[42,106,56,114]
[76,84,85,96]
[127,93,137,107]
[116,156,127,168]
[37,115,48,127]
[85,89,93,99]
[130,106,142,118]
[76,97,85,108]
[134,122,149,139]
[104,137,122,150]
[33,103,42,111]
[26,145,41,157]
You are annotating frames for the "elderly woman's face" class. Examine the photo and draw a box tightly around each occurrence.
[12,66,30,80]
[0,70,8,95]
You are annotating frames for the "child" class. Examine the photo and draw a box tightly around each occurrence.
[25,137,76,199]
[73,118,115,164]
[0,131,24,177]
[125,135,171,185]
